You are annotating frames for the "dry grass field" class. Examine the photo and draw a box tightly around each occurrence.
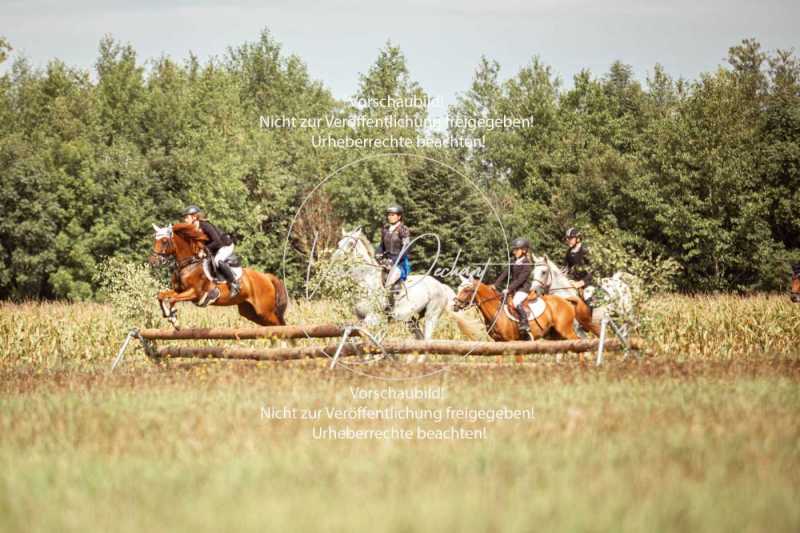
[1,295,799,532]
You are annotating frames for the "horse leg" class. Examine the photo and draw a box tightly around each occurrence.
[542,297,584,363]
[555,302,580,340]
[247,295,284,327]
[556,302,584,364]
[237,302,267,326]
[157,290,177,318]
[167,287,200,305]
[576,300,601,336]
[157,289,184,328]
[422,306,440,341]
[239,274,286,327]
[407,316,424,340]
[412,305,442,363]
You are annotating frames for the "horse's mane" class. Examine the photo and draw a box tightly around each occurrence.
[172,222,208,243]
[352,230,376,262]
[171,223,209,256]
[534,254,568,275]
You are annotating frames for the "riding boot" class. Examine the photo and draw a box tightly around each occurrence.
[217,261,240,297]
[516,303,531,340]
[384,281,401,312]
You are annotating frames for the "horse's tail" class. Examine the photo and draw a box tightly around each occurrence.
[272,275,289,324]
[445,308,483,341]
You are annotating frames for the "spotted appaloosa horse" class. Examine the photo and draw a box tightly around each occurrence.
[150,223,288,328]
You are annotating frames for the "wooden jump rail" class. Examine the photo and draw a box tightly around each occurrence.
[153,338,643,362]
[138,324,358,341]
[113,324,644,371]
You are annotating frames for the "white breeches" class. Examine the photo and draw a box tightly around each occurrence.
[512,291,528,306]
[214,244,234,267]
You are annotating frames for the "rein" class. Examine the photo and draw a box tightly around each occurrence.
[456,286,505,336]
[534,260,578,295]
[157,234,204,276]
[176,255,203,271]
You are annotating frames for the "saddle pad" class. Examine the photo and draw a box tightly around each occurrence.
[503,297,547,322]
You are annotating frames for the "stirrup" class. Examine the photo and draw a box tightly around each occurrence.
[198,287,220,307]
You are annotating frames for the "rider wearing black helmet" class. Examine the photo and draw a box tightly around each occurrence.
[493,238,534,337]
[564,227,592,289]
[182,205,239,297]
[376,204,411,311]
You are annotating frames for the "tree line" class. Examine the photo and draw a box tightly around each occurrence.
[0,31,797,299]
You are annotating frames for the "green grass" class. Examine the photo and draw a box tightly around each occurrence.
[1,296,799,532]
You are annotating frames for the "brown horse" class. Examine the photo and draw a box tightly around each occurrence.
[149,223,288,328]
[452,278,579,344]
[792,266,800,303]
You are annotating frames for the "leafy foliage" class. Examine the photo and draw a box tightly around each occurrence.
[93,257,165,329]
[0,33,798,299]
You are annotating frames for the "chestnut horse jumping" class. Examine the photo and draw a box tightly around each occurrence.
[452,277,579,344]
[150,223,288,328]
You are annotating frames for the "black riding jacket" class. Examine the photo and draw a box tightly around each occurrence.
[494,255,533,294]
[377,222,411,261]
[565,243,593,285]
[198,220,232,254]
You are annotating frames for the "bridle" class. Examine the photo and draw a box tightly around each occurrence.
[532,259,577,295]
[454,281,506,335]
[334,234,385,271]
[152,229,204,275]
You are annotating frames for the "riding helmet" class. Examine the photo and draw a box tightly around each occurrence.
[511,238,530,250]
[182,205,202,216]
[565,227,581,239]
[386,204,404,215]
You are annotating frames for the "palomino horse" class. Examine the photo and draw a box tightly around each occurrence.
[792,265,800,303]
[150,223,288,328]
[331,228,477,340]
[452,277,579,344]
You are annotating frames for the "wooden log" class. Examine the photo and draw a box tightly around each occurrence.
[154,337,643,361]
[155,343,366,361]
[139,324,357,340]
[382,338,643,355]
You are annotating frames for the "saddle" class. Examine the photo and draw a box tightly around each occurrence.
[202,255,243,284]
[505,295,546,323]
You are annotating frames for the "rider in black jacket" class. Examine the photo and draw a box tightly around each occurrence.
[564,227,593,288]
[494,238,534,337]
[183,206,239,297]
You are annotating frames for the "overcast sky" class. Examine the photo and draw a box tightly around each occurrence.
[3,0,799,113]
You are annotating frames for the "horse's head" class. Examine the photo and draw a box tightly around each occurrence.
[453,275,476,311]
[452,275,492,311]
[531,255,551,292]
[791,272,800,303]
[149,224,175,266]
[332,227,373,263]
